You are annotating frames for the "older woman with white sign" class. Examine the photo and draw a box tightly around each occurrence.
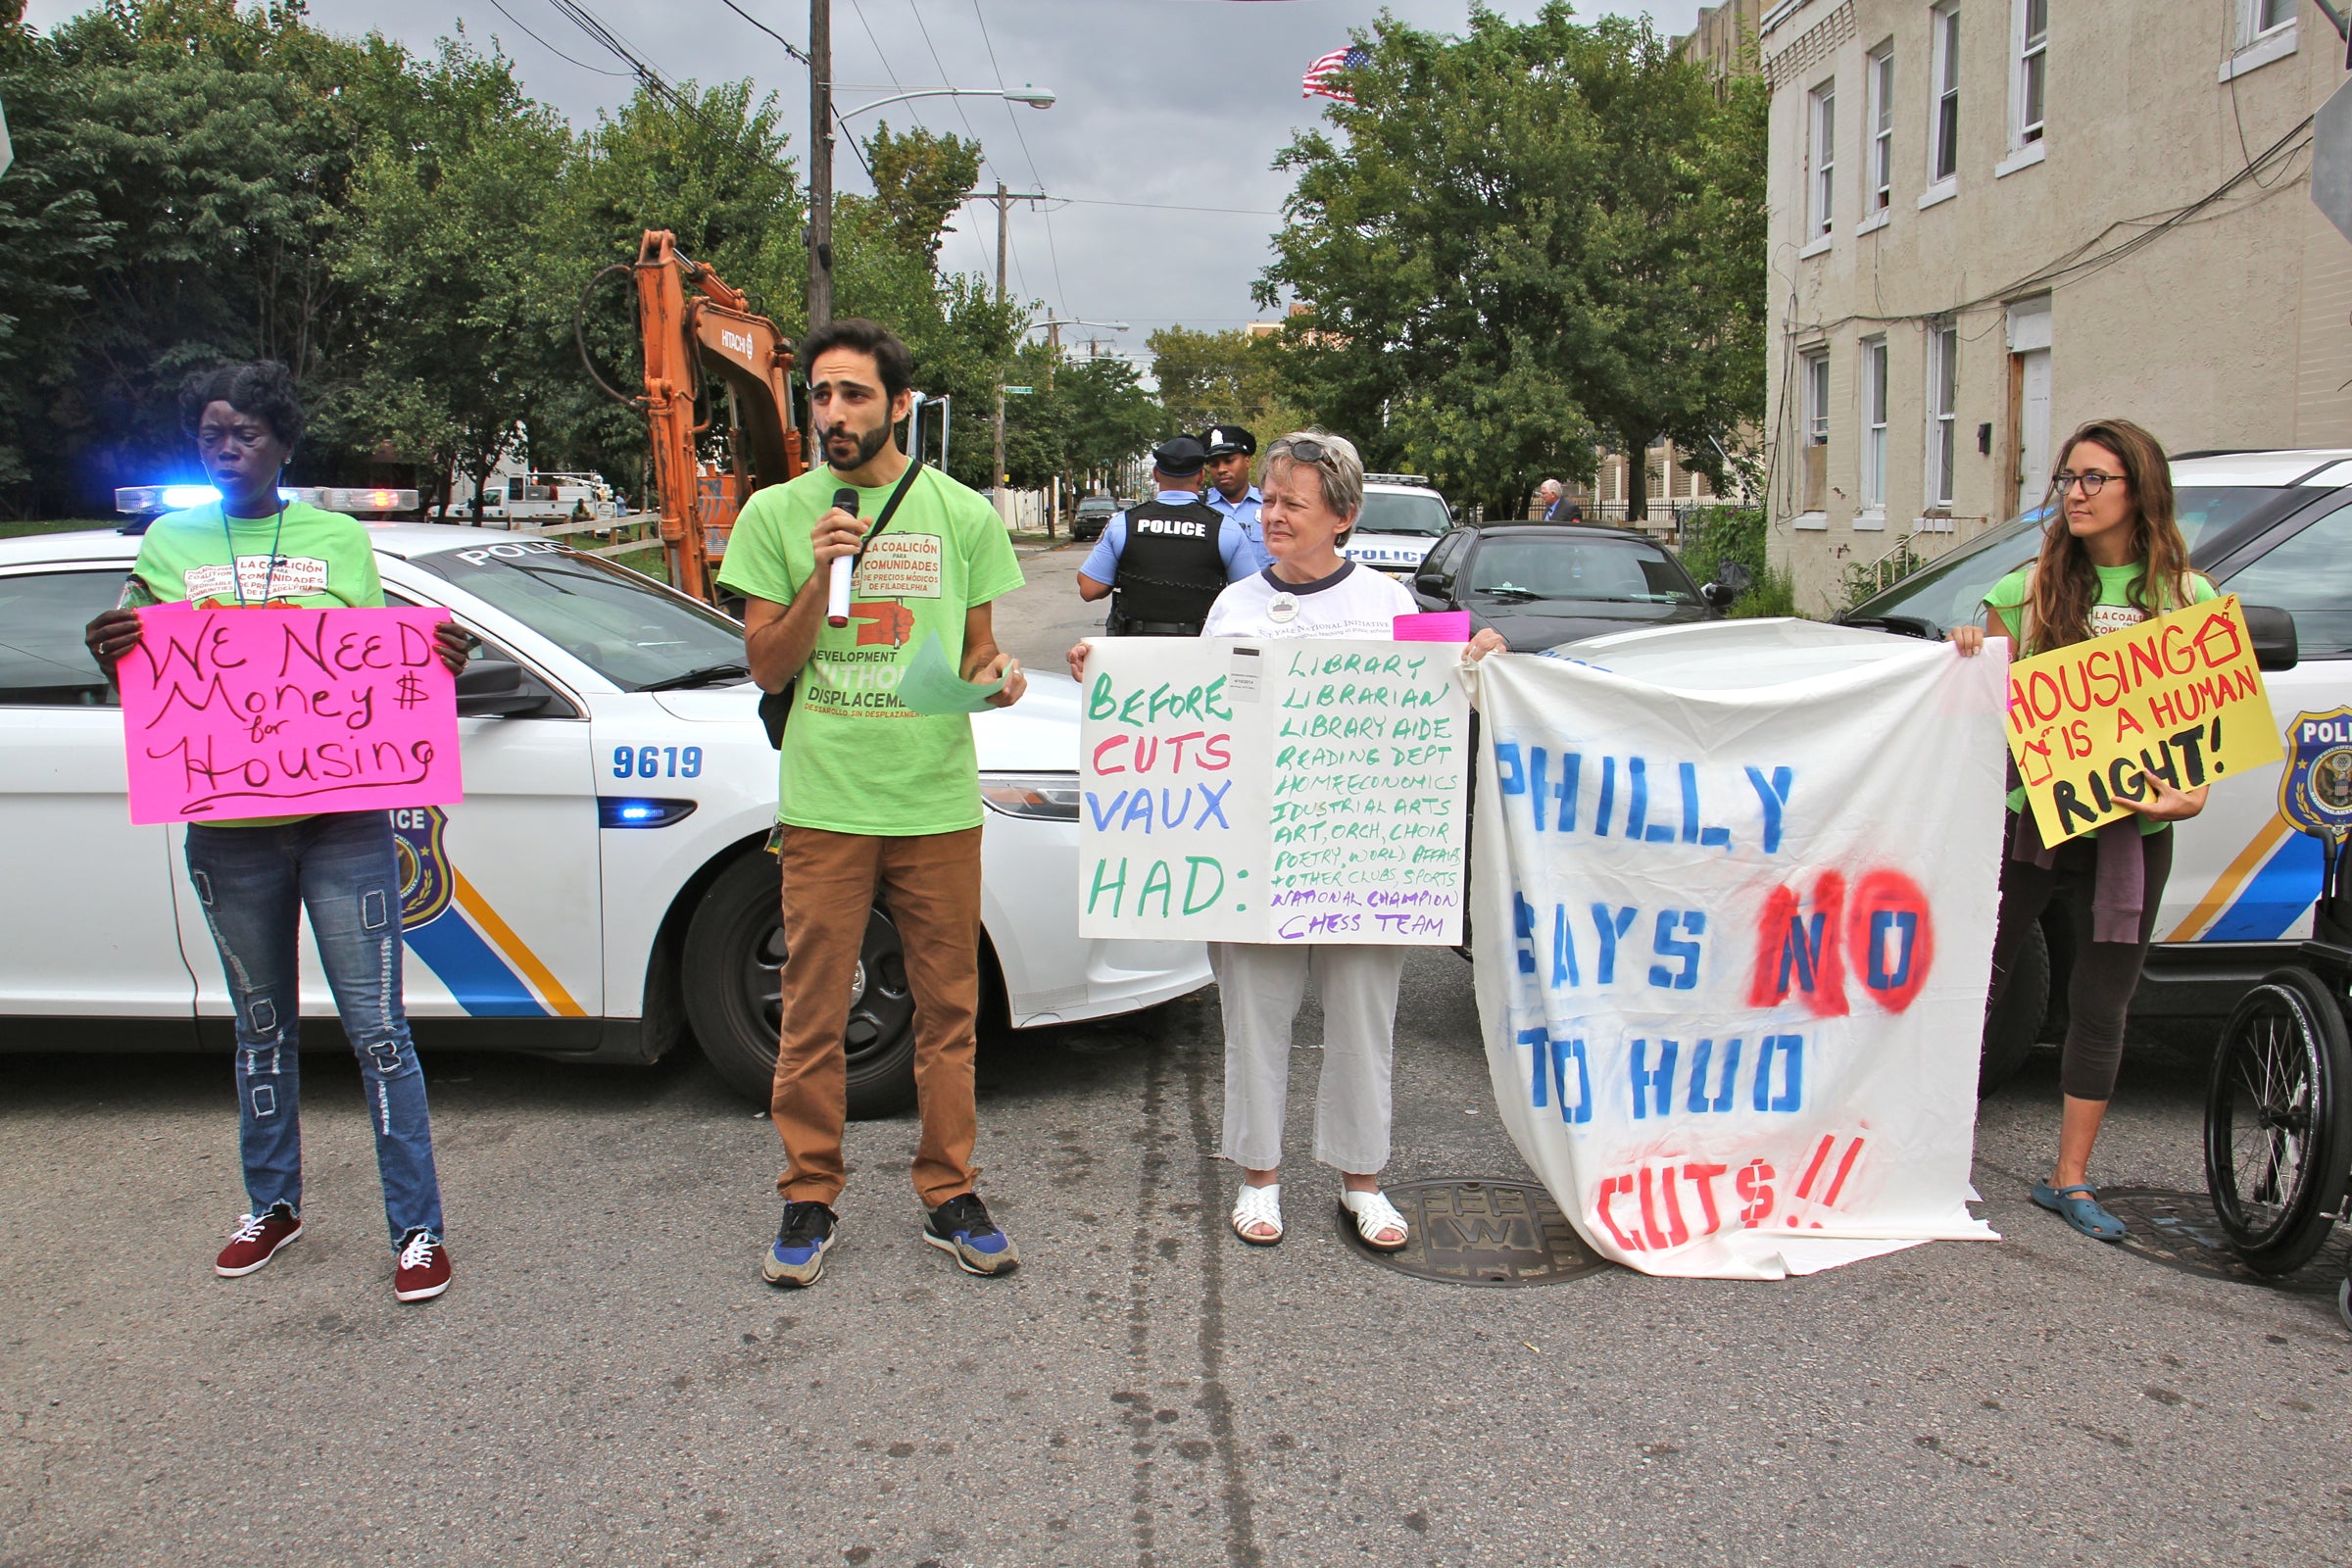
[1068,431,1502,1250]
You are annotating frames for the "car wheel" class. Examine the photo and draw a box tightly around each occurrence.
[1979,918,2048,1096]
[681,852,919,1116]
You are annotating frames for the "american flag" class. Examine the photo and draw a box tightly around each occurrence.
[1301,44,1368,105]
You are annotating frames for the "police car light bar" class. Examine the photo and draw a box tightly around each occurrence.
[1363,473,1432,487]
[115,485,419,514]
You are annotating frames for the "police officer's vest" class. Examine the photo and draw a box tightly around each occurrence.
[1111,499,1227,632]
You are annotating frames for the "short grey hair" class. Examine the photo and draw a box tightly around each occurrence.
[1539,476,1562,495]
[1263,430,1365,524]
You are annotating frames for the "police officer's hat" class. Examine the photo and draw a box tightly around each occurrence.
[1198,425,1257,459]
[1151,435,1207,477]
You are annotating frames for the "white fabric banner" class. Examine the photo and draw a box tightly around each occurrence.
[1078,637,1470,945]
[1470,637,2008,1278]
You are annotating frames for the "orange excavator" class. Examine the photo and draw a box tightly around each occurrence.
[581,230,806,603]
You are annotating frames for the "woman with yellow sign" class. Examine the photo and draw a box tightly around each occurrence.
[1950,417,2218,1244]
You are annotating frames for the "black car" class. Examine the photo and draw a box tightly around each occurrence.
[1405,522,1742,652]
[1071,494,1119,541]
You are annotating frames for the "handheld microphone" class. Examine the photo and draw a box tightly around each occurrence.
[826,486,859,627]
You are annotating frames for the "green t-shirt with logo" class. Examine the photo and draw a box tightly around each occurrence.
[124,501,388,826]
[1983,561,2220,827]
[126,500,385,611]
[716,464,1024,836]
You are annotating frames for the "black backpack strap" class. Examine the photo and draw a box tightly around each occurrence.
[761,462,926,752]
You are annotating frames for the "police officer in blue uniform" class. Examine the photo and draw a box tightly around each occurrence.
[1077,435,1256,635]
[1199,424,1269,571]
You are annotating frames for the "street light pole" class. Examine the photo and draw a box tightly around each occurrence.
[807,0,833,330]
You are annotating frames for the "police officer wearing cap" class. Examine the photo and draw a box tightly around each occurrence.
[1199,424,1270,571]
[1076,435,1256,636]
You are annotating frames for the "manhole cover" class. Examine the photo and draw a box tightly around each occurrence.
[1342,1178,1610,1287]
[2098,1186,2350,1299]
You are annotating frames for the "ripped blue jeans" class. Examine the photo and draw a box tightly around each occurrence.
[184,812,444,1250]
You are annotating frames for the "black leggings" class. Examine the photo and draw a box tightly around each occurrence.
[1984,827,2174,1102]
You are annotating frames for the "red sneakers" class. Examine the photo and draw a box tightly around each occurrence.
[394,1230,452,1302]
[215,1205,303,1277]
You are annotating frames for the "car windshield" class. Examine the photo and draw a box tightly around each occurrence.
[1466,537,1698,605]
[1848,486,2282,633]
[1356,492,1451,538]
[413,538,748,690]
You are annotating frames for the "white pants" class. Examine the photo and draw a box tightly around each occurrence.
[1209,942,1409,1174]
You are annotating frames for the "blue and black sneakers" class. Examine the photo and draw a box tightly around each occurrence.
[922,1193,1019,1276]
[763,1200,838,1288]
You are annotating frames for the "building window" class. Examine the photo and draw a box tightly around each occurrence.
[1930,4,1961,185]
[1927,323,1958,508]
[1801,349,1831,512]
[2248,0,2297,39]
[1809,81,1837,237]
[1861,336,1888,513]
[2014,1,2046,145]
[1866,45,1894,213]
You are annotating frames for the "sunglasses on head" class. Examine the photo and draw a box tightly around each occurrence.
[1274,437,1337,466]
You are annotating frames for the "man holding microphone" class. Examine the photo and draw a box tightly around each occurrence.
[717,318,1027,1290]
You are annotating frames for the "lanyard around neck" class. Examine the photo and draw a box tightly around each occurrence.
[219,500,289,608]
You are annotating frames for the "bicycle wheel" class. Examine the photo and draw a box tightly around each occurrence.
[2203,967,2352,1276]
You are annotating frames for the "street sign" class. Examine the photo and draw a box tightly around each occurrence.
[1003,385,1035,395]
[2314,79,2352,244]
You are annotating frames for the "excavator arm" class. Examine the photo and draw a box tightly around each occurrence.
[630,230,805,603]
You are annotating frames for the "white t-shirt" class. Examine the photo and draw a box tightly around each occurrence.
[1202,561,1417,640]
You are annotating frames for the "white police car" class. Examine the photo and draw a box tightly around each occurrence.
[1343,473,1453,578]
[0,523,1209,1113]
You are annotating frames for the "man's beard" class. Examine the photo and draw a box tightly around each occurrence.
[824,420,893,471]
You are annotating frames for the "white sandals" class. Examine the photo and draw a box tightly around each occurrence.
[1340,1189,1410,1251]
[1231,1182,1284,1246]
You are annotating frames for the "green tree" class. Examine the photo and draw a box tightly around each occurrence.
[334,35,571,518]
[862,122,981,267]
[1148,325,1283,435]
[1257,4,1765,520]
[2,0,418,512]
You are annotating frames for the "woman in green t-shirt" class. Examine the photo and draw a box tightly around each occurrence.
[1950,417,2214,1244]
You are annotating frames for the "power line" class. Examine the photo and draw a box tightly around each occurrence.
[484,0,631,75]
[964,0,1063,311]
[1048,197,1286,217]
[715,1,810,66]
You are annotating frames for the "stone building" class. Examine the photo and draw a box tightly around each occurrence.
[1760,0,2350,613]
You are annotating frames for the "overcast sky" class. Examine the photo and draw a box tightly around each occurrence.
[23,0,1702,360]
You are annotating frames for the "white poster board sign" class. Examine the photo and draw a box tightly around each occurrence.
[1470,635,2008,1278]
[1078,636,1470,945]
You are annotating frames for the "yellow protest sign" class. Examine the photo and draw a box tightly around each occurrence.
[2002,593,2279,844]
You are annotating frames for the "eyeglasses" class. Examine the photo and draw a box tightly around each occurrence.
[1273,437,1337,466]
[2053,469,2122,497]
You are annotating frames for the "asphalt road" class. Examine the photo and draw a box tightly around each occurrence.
[4,554,2350,1567]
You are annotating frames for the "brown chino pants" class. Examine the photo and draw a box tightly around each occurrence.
[770,824,985,1208]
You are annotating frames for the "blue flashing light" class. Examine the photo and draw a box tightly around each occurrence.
[597,797,698,829]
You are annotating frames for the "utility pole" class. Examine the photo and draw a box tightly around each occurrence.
[987,180,1045,511]
[807,0,834,330]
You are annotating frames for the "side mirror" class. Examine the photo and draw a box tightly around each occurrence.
[2243,604,2299,672]
[1414,572,1446,597]
[1700,582,1736,610]
[455,657,549,717]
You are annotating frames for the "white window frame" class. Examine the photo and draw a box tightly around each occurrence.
[2223,0,2299,81]
[1860,336,1889,521]
[1926,323,1959,510]
[1864,44,1895,222]
[1809,79,1838,240]
[1924,4,1961,204]
[1797,349,1832,522]
[2011,0,2046,148]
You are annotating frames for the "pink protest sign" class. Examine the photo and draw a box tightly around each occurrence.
[117,605,462,825]
[1394,611,1472,642]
